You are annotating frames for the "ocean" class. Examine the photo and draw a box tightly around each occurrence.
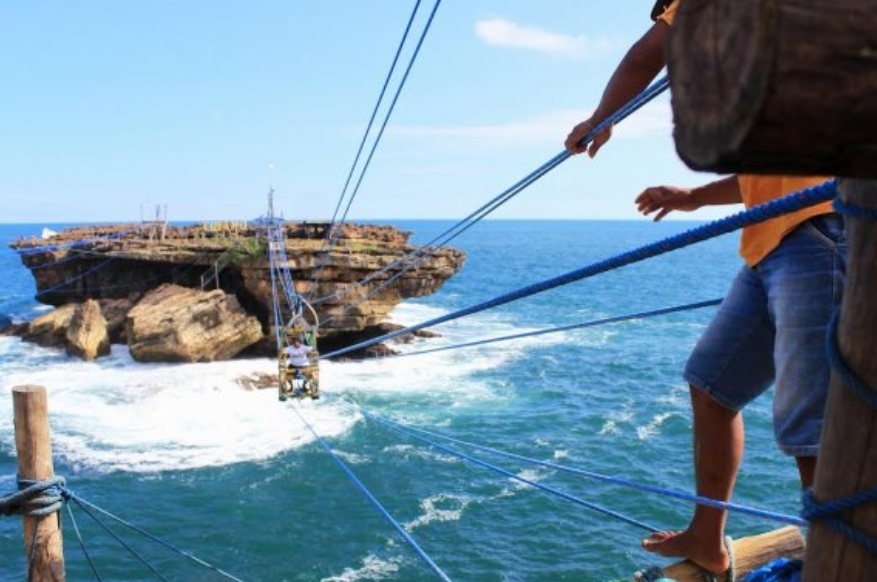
[0,220,804,582]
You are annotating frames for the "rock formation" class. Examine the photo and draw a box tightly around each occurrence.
[126,284,263,362]
[7,221,466,362]
[66,299,111,361]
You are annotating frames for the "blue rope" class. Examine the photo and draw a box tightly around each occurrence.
[68,492,248,581]
[327,0,425,229]
[350,404,661,532]
[65,502,104,581]
[288,403,454,582]
[386,299,722,359]
[68,494,171,581]
[313,149,564,311]
[321,179,837,360]
[801,489,877,554]
[313,75,670,309]
[266,217,305,351]
[833,196,877,221]
[739,558,802,582]
[1,476,66,517]
[826,311,877,411]
[268,234,285,351]
[309,0,443,297]
[25,245,223,298]
[329,0,443,234]
[801,185,877,560]
[34,256,118,298]
[801,486,877,521]
[1,475,246,581]
[798,312,877,554]
[354,407,806,528]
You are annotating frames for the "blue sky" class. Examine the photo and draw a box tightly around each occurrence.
[0,1,733,224]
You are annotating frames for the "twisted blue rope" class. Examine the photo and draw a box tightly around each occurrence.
[801,489,877,554]
[289,403,454,582]
[322,180,837,360]
[799,309,877,554]
[833,196,877,221]
[826,311,877,411]
[0,476,66,517]
[739,558,801,582]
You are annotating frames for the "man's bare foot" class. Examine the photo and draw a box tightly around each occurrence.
[641,530,730,577]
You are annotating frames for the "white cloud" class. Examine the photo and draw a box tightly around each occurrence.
[389,101,673,147]
[475,17,611,59]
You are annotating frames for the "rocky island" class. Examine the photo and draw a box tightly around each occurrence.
[5,220,466,363]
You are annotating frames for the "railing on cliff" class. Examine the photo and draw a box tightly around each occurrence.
[199,242,242,290]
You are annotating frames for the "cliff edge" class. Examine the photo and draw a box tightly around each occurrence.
[6,220,466,361]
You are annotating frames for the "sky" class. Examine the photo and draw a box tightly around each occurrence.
[0,1,736,224]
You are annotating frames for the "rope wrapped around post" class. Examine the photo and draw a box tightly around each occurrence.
[0,476,67,518]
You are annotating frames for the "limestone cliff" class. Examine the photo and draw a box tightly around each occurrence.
[9,221,466,361]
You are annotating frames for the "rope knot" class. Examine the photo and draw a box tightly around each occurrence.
[1,476,67,518]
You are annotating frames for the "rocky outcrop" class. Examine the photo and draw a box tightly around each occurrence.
[22,304,77,349]
[66,299,110,361]
[8,221,465,362]
[127,284,263,362]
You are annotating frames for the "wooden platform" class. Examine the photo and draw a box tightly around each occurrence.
[634,526,805,582]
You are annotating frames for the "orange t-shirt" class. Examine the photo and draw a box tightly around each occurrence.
[737,176,834,266]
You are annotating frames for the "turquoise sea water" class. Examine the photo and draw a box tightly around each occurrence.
[0,220,804,581]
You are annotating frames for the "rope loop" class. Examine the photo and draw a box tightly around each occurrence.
[0,476,67,518]
[801,488,877,554]
[833,197,877,221]
[799,311,877,554]
[826,311,877,412]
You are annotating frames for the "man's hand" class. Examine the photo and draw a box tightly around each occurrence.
[565,117,613,157]
[635,185,699,221]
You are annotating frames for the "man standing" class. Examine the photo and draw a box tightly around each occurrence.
[564,1,846,577]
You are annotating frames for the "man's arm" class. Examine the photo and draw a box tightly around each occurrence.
[565,20,668,157]
[635,175,742,221]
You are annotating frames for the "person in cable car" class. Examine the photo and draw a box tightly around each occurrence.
[283,335,312,370]
[279,335,320,399]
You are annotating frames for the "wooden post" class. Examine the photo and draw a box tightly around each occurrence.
[13,385,66,581]
[804,179,877,581]
[666,0,877,178]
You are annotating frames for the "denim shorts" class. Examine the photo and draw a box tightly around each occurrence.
[683,214,846,457]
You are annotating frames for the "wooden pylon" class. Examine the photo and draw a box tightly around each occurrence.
[13,385,65,581]
[804,179,877,581]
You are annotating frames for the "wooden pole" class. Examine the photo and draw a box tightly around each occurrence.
[13,385,66,581]
[666,0,877,178]
[804,179,877,581]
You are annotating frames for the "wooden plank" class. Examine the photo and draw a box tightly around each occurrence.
[634,526,805,581]
[667,0,877,178]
